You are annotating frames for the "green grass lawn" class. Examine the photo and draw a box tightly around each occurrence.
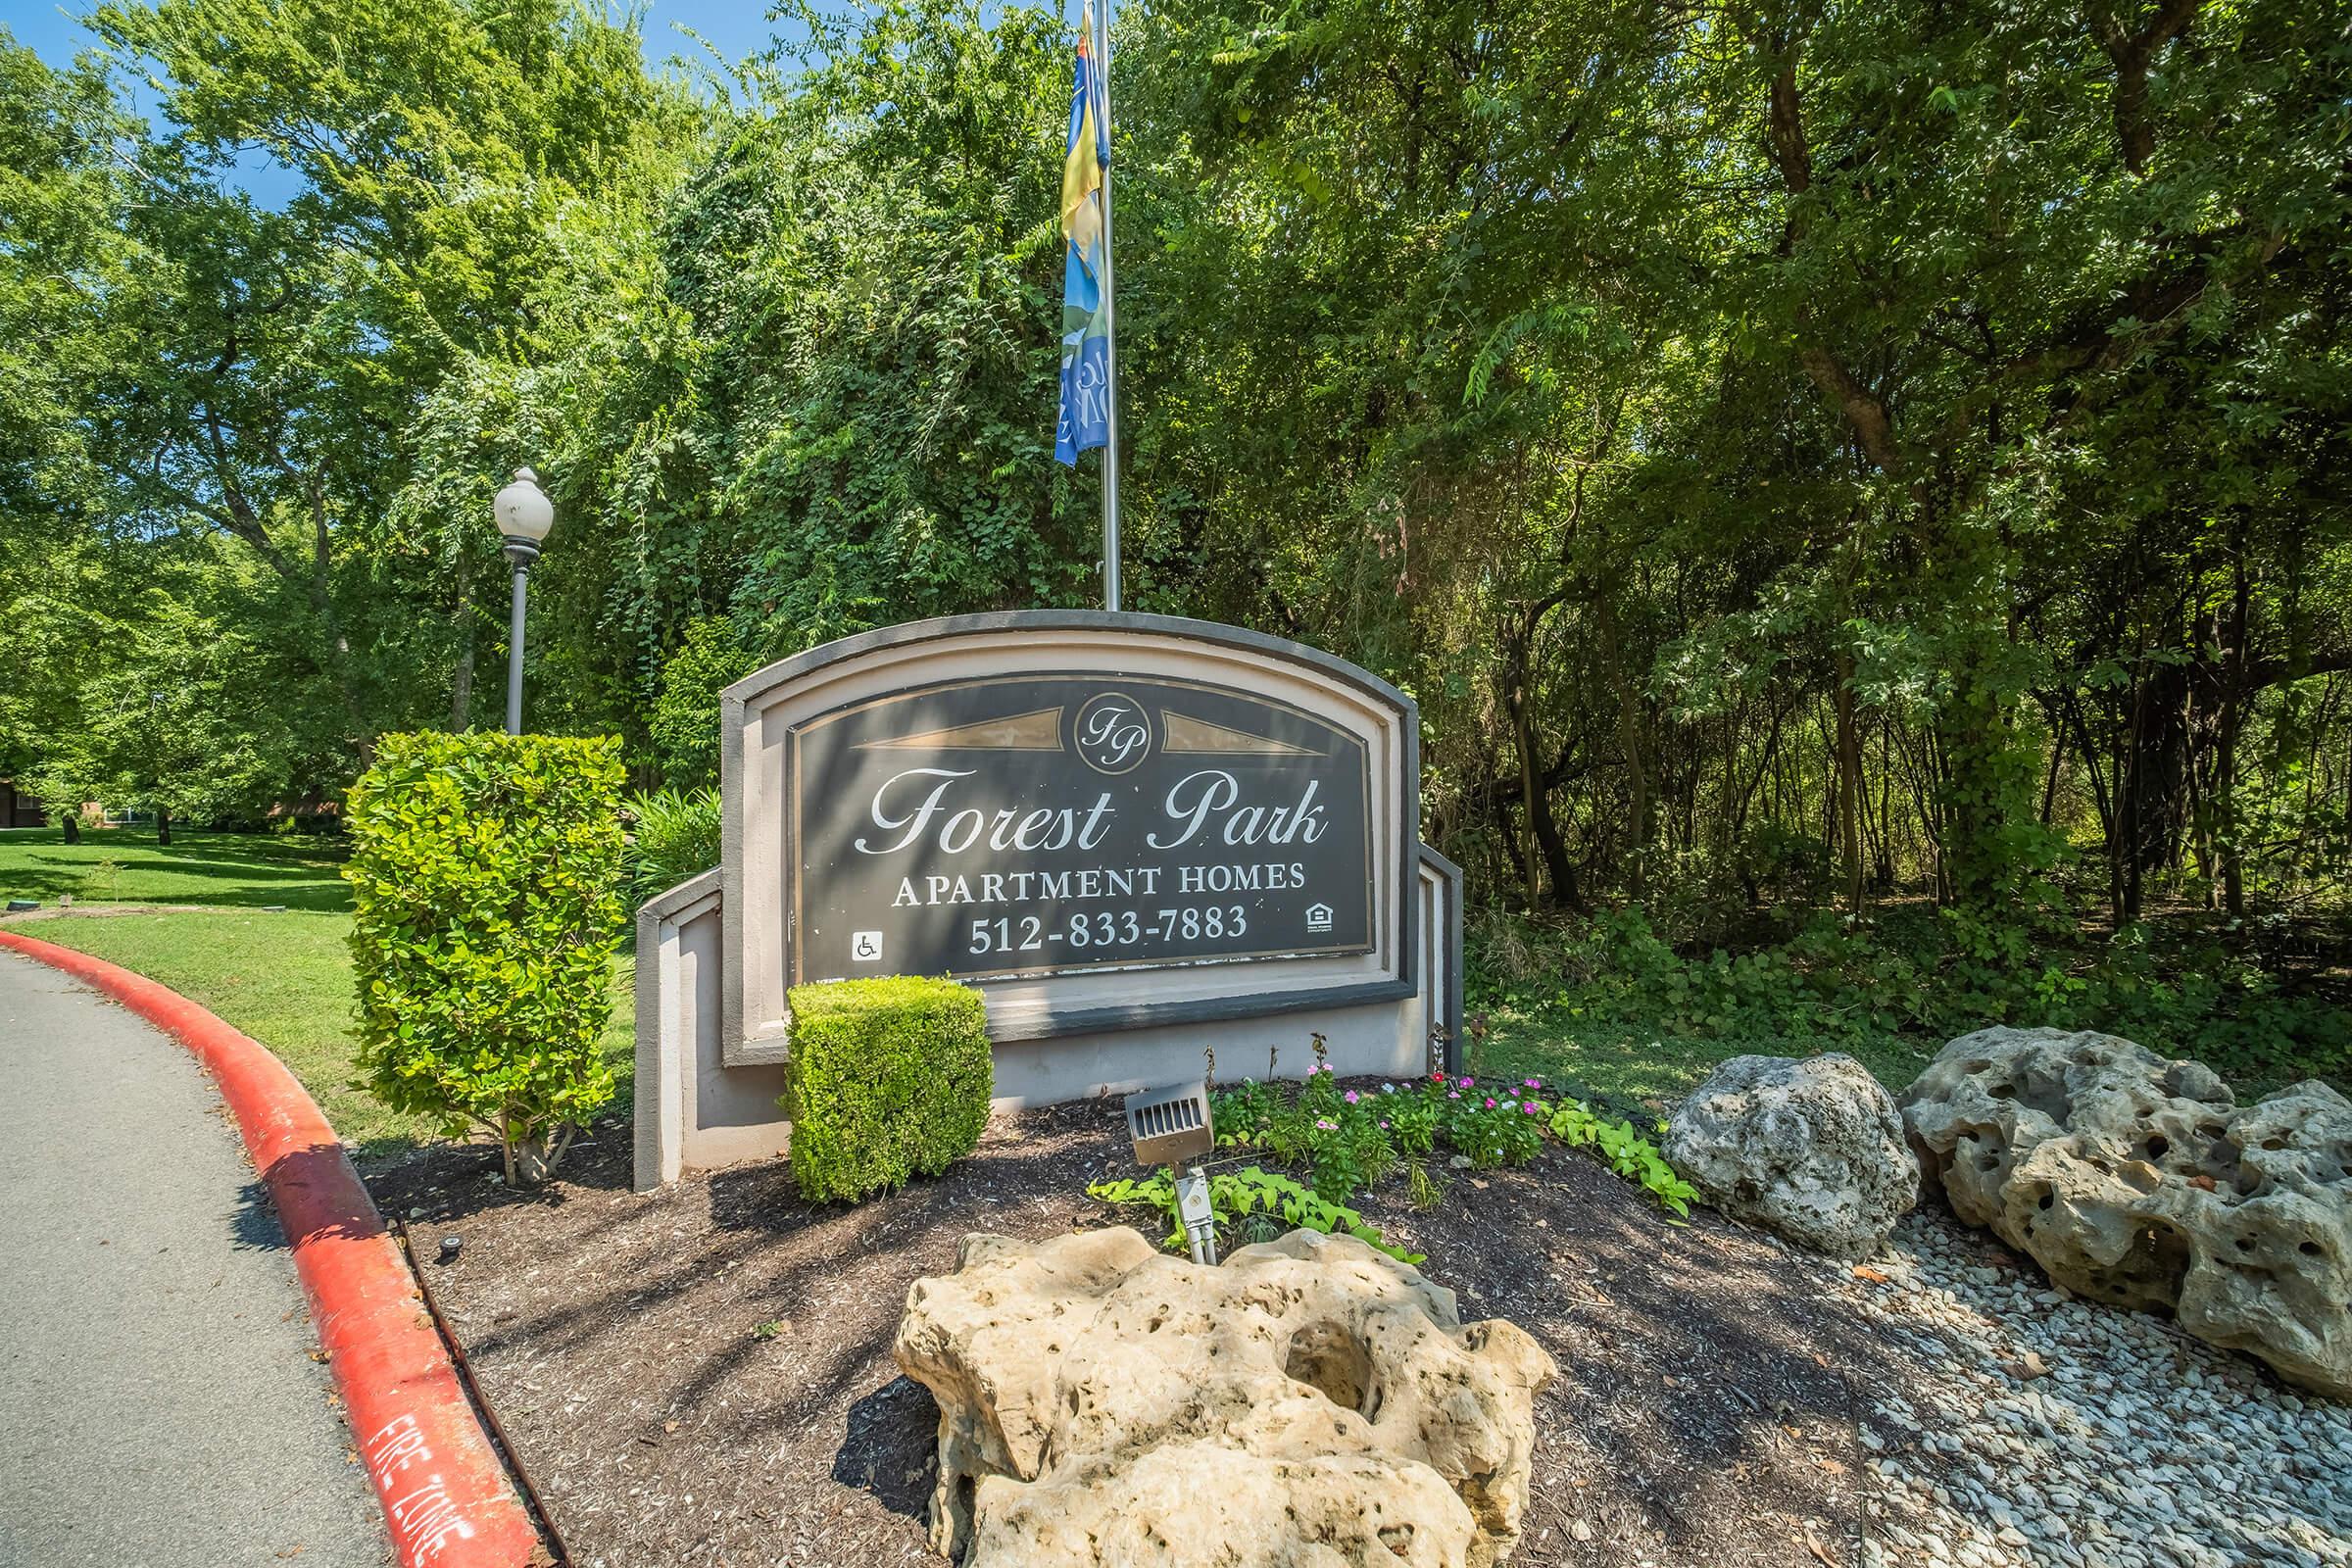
[1,828,633,1158]
[0,825,350,910]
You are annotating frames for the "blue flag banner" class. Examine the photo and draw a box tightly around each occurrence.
[1055,12,1111,466]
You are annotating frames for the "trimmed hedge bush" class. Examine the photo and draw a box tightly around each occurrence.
[344,732,626,1183]
[783,975,993,1202]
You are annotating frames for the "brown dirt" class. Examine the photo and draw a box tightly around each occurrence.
[366,1095,1934,1568]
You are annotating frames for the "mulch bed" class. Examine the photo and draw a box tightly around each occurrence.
[365,1093,1931,1568]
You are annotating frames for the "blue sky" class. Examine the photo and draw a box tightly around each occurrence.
[3,1,796,72]
[3,1,808,204]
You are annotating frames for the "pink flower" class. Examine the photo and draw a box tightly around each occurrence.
[1344,1090,1360,1104]
[1447,1091,1460,1100]
[1459,1076,1476,1088]
[1379,1119,1391,1129]
[1524,1078,1541,1088]
[1315,1118,1337,1131]
[1484,1098,1496,1109]
[1523,1102,1542,1115]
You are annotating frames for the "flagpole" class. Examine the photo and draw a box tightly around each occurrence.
[1093,0,1122,612]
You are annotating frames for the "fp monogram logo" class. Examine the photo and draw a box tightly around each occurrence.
[1074,692,1152,775]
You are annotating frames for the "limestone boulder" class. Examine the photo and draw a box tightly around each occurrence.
[892,1225,1557,1568]
[1900,1026,2352,1399]
[1662,1053,1920,1257]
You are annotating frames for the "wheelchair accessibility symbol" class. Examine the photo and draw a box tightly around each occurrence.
[851,931,884,962]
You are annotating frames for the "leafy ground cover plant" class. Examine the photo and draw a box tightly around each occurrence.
[1087,1165,1423,1264]
[1471,906,2350,1102]
[1547,1100,1698,1218]
[344,733,627,1184]
[1204,1060,1697,1221]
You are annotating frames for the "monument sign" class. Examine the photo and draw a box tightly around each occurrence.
[635,612,1461,1188]
[792,674,1373,983]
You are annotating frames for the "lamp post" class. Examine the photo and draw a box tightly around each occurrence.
[494,467,555,736]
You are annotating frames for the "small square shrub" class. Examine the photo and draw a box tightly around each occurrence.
[783,975,993,1202]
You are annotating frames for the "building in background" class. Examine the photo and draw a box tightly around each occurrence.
[0,780,49,829]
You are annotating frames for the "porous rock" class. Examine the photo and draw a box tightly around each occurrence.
[1900,1025,2352,1399]
[892,1225,1557,1567]
[1661,1052,1920,1257]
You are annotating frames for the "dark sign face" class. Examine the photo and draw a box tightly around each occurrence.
[791,675,1373,982]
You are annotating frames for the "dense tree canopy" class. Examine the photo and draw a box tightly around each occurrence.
[5,0,2347,947]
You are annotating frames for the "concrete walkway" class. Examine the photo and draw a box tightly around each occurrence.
[0,952,388,1567]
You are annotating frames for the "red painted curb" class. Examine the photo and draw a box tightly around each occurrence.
[0,930,545,1568]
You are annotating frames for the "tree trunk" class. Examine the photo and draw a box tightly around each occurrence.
[1597,596,1649,898]
[61,811,80,845]
[1835,653,1865,914]
[1873,717,1896,889]
[1513,698,1544,908]
[450,568,476,732]
[156,808,171,847]
[2036,699,2064,827]
[2216,560,2250,915]
[2116,653,2191,921]
[450,631,476,733]
[1529,768,1580,911]
[2061,693,2124,927]
[1617,684,1649,899]
[1499,591,1579,911]
[502,1117,572,1187]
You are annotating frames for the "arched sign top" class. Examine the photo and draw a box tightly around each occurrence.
[720,612,1419,724]
[717,612,1422,1063]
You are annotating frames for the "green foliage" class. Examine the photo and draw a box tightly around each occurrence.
[624,785,720,905]
[343,731,627,1183]
[1547,1100,1696,1220]
[782,974,992,1202]
[648,620,756,787]
[2,3,706,812]
[591,0,1094,664]
[1471,907,2351,1097]
[1442,1084,1547,1171]
[1087,1165,1422,1265]
[8,0,2349,1100]
[1209,1060,1698,1220]
[82,857,123,901]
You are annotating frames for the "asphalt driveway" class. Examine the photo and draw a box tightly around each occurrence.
[0,951,387,1567]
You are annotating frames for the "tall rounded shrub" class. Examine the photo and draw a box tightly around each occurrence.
[344,732,626,1183]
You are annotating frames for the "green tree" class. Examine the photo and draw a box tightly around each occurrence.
[648,617,757,785]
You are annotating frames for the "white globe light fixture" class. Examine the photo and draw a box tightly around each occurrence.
[494,467,555,734]
[496,466,555,550]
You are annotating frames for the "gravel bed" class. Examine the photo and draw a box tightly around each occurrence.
[1815,1207,2350,1568]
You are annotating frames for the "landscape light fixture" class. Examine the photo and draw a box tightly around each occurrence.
[493,467,555,735]
[1122,1080,1218,1265]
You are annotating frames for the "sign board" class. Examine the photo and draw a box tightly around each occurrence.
[790,675,1372,984]
[718,612,1422,1062]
